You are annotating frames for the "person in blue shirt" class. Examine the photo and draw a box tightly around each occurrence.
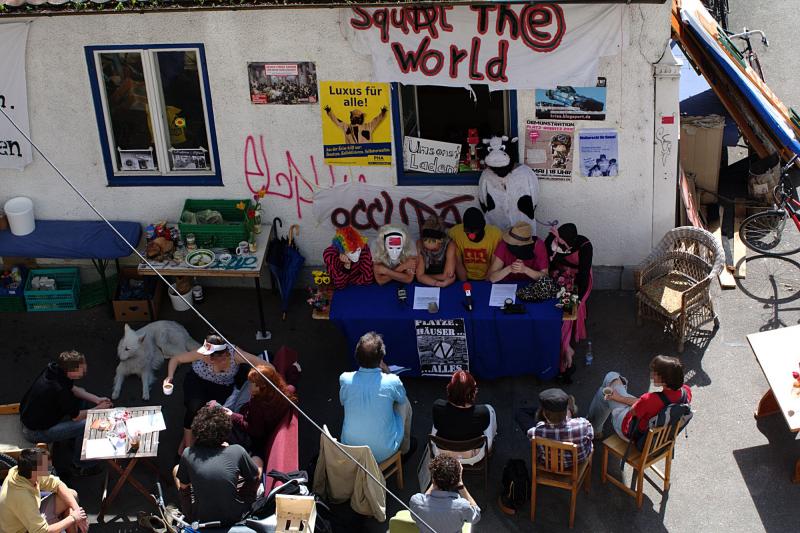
[339,332,413,463]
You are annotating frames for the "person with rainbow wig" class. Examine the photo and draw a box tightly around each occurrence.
[322,226,375,289]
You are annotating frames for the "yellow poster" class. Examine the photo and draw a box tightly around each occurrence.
[320,81,392,167]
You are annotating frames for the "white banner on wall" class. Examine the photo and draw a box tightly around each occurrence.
[0,23,32,170]
[343,5,623,90]
[312,182,479,239]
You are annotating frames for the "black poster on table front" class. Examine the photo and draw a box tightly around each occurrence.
[414,318,469,377]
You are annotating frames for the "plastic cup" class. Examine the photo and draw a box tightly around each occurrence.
[603,387,613,400]
[163,382,174,396]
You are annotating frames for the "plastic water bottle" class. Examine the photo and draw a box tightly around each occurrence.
[585,341,594,366]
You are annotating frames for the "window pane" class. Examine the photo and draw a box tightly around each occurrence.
[156,51,211,171]
[100,52,158,171]
[400,84,507,173]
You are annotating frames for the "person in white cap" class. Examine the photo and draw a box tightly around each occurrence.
[163,334,270,455]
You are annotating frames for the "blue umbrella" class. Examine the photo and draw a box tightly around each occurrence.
[268,223,305,320]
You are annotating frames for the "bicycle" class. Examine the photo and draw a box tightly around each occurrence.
[741,154,800,257]
[725,26,769,82]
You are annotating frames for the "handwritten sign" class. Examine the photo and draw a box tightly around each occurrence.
[0,23,32,170]
[403,136,461,174]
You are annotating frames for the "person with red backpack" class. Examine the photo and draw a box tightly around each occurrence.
[586,355,692,440]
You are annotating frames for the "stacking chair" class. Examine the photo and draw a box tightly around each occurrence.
[601,424,680,508]
[530,436,592,528]
[388,509,472,532]
[428,434,489,490]
[634,226,724,352]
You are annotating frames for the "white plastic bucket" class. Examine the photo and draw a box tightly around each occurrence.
[168,288,192,312]
[3,197,35,236]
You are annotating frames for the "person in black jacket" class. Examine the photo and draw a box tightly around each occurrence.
[20,350,111,474]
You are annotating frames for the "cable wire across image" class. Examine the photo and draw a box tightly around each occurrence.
[0,107,441,533]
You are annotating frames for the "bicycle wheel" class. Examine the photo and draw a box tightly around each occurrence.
[741,210,800,256]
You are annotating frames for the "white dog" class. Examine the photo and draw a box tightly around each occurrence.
[112,321,200,400]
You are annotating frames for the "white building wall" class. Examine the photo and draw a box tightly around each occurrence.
[0,3,671,277]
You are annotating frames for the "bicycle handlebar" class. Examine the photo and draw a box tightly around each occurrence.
[782,154,799,174]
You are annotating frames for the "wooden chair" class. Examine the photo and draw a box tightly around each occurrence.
[634,226,724,352]
[379,449,404,490]
[428,434,489,490]
[0,403,48,483]
[601,424,680,508]
[530,436,592,528]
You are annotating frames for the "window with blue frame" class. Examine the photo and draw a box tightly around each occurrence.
[85,44,222,186]
[392,83,517,186]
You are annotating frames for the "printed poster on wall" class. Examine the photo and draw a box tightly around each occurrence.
[0,23,32,170]
[579,129,618,177]
[343,5,623,90]
[248,62,318,105]
[320,81,392,167]
[415,319,469,377]
[535,86,607,121]
[524,120,575,181]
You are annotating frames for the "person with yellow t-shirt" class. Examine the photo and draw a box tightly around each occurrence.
[0,448,87,533]
[449,207,502,281]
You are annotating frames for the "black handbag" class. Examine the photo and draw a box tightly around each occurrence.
[516,277,559,302]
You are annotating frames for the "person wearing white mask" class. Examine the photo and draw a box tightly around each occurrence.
[322,226,375,289]
[372,225,417,285]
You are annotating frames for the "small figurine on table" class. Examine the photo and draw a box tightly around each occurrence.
[322,226,375,290]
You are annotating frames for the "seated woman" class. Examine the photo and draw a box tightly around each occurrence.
[372,225,417,285]
[545,223,594,379]
[415,216,457,288]
[163,334,271,455]
[431,370,497,463]
[322,226,375,289]
[228,364,297,470]
[487,221,549,283]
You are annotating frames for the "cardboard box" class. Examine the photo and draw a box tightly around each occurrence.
[679,115,725,204]
[113,268,163,322]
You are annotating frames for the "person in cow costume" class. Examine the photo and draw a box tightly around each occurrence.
[478,135,540,230]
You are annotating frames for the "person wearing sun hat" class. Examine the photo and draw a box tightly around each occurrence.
[487,221,549,283]
[322,226,375,289]
[449,207,502,281]
[415,215,457,288]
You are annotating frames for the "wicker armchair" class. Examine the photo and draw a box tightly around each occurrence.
[635,227,724,352]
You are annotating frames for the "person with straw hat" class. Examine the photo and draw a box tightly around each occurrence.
[487,222,549,283]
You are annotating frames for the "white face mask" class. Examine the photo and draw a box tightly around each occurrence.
[386,235,404,262]
[345,248,361,263]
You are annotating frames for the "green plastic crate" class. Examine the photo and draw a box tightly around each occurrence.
[178,199,250,249]
[24,267,81,312]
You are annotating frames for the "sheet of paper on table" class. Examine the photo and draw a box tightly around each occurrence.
[85,438,126,459]
[489,284,517,307]
[413,287,441,310]
[125,412,166,436]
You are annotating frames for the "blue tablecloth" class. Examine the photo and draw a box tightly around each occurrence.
[330,281,561,380]
[0,220,141,259]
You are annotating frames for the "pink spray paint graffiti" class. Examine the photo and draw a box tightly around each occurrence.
[243,134,367,219]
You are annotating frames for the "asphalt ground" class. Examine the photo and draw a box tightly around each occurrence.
[2,263,800,532]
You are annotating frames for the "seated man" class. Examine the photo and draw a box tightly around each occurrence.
[449,207,501,281]
[587,355,692,439]
[0,448,88,533]
[372,225,417,285]
[409,455,480,533]
[339,332,413,463]
[322,226,375,289]
[20,350,111,475]
[526,389,593,469]
[174,405,261,527]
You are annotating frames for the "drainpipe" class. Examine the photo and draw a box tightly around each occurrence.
[651,42,682,248]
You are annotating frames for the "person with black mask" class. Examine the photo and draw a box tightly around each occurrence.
[449,207,502,281]
[487,222,549,283]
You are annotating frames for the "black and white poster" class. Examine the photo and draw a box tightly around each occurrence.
[415,319,469,377]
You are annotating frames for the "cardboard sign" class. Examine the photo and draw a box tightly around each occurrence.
[403,136,462,174]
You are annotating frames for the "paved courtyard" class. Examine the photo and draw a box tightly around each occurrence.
[2,262,800,532]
